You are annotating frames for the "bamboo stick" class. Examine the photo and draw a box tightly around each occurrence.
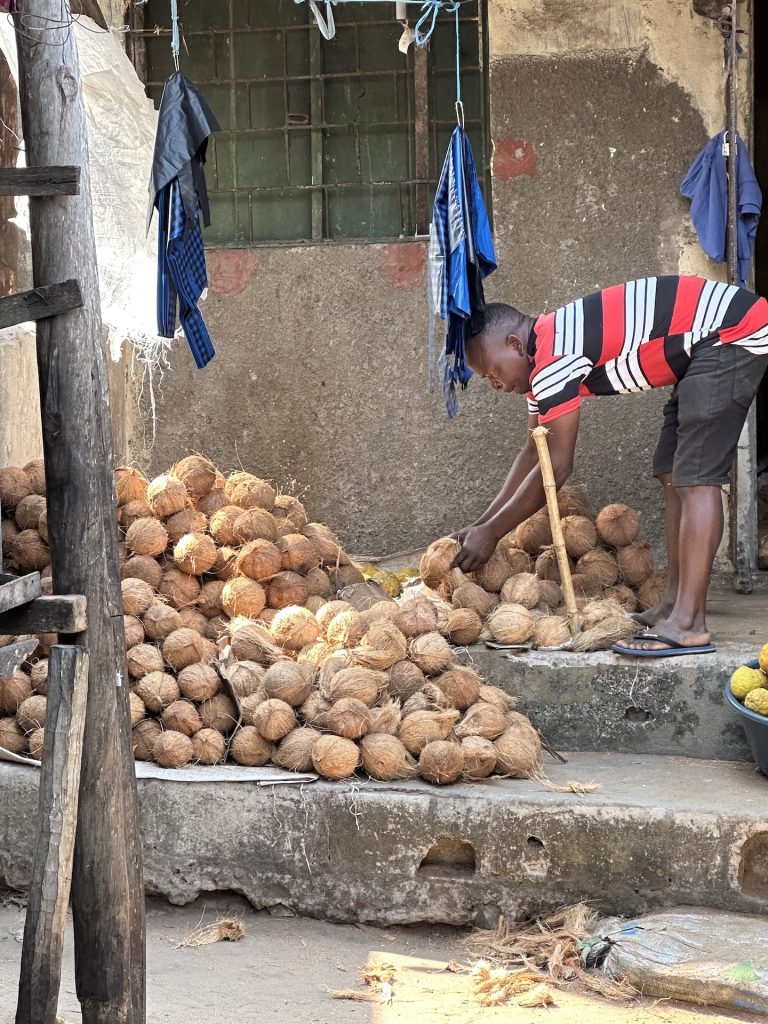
[531,427,581,635]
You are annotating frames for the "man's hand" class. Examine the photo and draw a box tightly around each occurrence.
[451,524,498,573]
[450,526,472,544]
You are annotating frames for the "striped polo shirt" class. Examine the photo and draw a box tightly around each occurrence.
[527,275,768,423]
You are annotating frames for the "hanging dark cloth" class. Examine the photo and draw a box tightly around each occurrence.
[148,71,220,368]
[428,126,496,418]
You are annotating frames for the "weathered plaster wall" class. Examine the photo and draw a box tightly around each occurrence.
[134,0,738,558]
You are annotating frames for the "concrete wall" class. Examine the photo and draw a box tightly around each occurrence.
[133,0,739,560]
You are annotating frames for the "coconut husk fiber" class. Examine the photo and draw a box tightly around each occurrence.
[485,604,535,645]
[441,607,483,646]
[637,572,666,611]
[419,740,463,785]
[596,502,640,548]
[515,511,551,554]
[616,541,654,586]
[494,713,542,777]
[312,734,360,780]
[455,702,507,740]
[576,548,619,588]
[461,735,497,779]
[500,573,540,610]
[359,733,416,781]
[560,515,597,558]
[419,537,461,588]
[533,615,571,649]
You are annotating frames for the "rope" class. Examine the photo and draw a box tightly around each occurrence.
[292,0,464,46]
[170,0,179,71]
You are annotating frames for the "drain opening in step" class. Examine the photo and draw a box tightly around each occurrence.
[739,831,768,899]
[527,836,545,849]
[418,837,477,876]
[625,706,655,723]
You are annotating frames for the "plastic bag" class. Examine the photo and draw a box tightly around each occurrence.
[599,909,768,1015]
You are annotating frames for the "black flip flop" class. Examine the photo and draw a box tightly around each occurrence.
[612,632,717,658]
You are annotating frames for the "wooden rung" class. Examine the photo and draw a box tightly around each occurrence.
[0,637,38,678]
[0,594,87,635]
[0,573,41,614]
[0,166,80,196]
[0,281,83,330]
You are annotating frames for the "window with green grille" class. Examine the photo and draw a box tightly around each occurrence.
[130,0,489,244]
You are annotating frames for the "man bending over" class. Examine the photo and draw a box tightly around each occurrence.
[452,275,768,657]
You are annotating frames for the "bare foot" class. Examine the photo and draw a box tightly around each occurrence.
[620,619,711,652]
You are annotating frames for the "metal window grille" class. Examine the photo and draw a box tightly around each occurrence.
[129,0,489,244]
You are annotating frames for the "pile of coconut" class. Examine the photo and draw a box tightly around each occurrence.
[412,485,665,651]
[0,456,543,785]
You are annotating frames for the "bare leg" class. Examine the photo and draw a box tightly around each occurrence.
[633,473,679,627]
[624,485,721,650]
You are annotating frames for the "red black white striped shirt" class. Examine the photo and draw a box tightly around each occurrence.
[527,275,768,423]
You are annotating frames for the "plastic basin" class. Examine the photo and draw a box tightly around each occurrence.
[724,658,768,777]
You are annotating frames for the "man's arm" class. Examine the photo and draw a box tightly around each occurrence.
[452,408,580,572]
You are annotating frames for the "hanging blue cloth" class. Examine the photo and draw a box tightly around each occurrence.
[428,126,496,417]
[680,130,761,289]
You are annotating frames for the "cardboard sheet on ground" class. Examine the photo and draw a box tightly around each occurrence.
[599,908,768,1015]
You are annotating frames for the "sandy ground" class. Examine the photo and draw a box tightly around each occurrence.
[0,893,761,1024]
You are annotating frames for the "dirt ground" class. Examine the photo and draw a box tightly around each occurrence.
[0,894,762,1024]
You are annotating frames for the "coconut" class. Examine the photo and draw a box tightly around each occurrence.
[15,494,46,532]
[357,600,400,633]
[120,499,154,530]
[126,518,168,559]
[162,699,203,737]
[353,622,408,670]
[359,733,415,781]
[496,534,534,573]
[486,604,535,645]
[387,660,425,702]
[325,608,363,649]
[11,530,49,572]
[594,502,639,547]
[153,730,193,768]
[304,595,326,615]
[455,700,508,741]
[229,726,271,766]
[17,694,47,732]
[577,548,619,588]
[159,568,201,610]
[637,573,666,611]
[265,573,309,614]
[534,546,567,584]
[176,663,220,703]
[230,619,282,665]
[421,682,450,710]
[451,581,496,618]
[300,691,331,727]
[192,728,226,765]
[316,600,352,632]
[166,510,207,547]
[209,506,243,546]
[557,484,593,519]
[302,522,350,567]
[1,520,19,556]
[214,547,238,581]
[162,628,204,671]
[147,475,187,518]
[23,458,46,496]
[561,515,598,559]
[263,661,314,706]
[33,634,57,661]
[240,692,266,726]
[276,534,316,575]
[115,467,147,505]
[172,455,217,498]
[226,475,275,511]
[367,701,401,736]
[226,661,264,700]
[274,494,308,530]
[0,716,27,754]
[126,643,165,679]
[537,579,564,610]
[515,512,551,554]
[250,698,296,741]
[132,718,162,760]
[0,671,32,714]
[432,665,480,710]
[197,488,228,516]
[408,632,455,675]
[29,660,48,695]
[494,713,542,777]
[617,542,654,587]
[273,726,321,772]
[176,605,207,636]
[419,537,461,588]
[500,572,541,610]
[309,735,357,779]
[27,726,45,760]
[271,606,320,652]
[128,691,146,727]
[121,612,145,651]
[134,672,179,712]
[199,692,239,732]
[141,604,181,645]
[473,554,512,594]
[194,580,224,619]
[394,599,438,639]
[206,615,230,642]
[398,709,460,755]
[401,691,431,717]
[533,615,571,648]
[461,735,497,779]
[570,573,604,600]
[321,697,370,739]
[329,564,366,590]
[121,577,155,618]
[297,641,332,667]
[419,740,463,785]
[603,584,639,612]
[220,577,265,621]
[121,555,163,590]
[172,532,218,577]
[0,467,31,510]
[477,684,518,712]
[304,567,332,599]
[441,607,483,646]
[322,666,384,706]
[198,637,218,665]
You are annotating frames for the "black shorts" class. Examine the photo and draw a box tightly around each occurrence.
[653,341,768,487]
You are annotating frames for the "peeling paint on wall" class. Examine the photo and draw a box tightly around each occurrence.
[208,250,260,297]
[492,138,538,180]
[380,243,426,289]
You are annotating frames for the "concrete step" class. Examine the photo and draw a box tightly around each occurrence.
[2,753,766,928]
[469,642,751,761]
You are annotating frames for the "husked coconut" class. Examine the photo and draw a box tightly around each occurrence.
[23,458,46,496]
[233,507,277,544]
[0,717,27,754]
[305,567,332,598]
[172,455,217,498]
[143,602,183,641]
[360,734,415,781]
[367,701,401,735]
[267,571,309,609]
[486,604,535,645]
[322,666,384,706]
[163,628,205,670]
[316,600,353,632]
[173,532,218,576]
[162,699,203,737]
[30,660,48,695]
[274,494,308,530]
[126,643,165,679]
[126,517,169,558]
[561,516,598,558]
[115,466,148,505]
[226,660,264,699]
[603,584,638,612]
[535,546,567,583]
[326,608,363,648]
[153,730,193,768]
[0,467,31,510]
[17,694,47,732]
[452,581,496,618]
[250,698,296,741]
[408,632,455,675]
[441,607,483,646]
[129,692,145,727]
[122,554,163,589]
[121,577,155,617]
[596,503,640,548]
[303,522,350,567]
[192,728,226,765]
[321,697,370,739]
[271,606,320,651]
[135,672,180,712]
[637,573,666,611]
[616,542,654,587]
[455,702,507,740]
[434,665,481,710]
[398,709,459,755]
[228,475,276,511]
[132,719,161,760]
[230,726,272,766]
[461,735,497,779]
[120,499,154,530]
[419,537,461,588]
[159,567,201,609]
[515,512,551,554]
[537,579,564,610]
[15,494,46,531]
[273,727,321,772]
[11,531,49,572]
[277,533,317,574]
[500,573,540,610]
[0,671,32,714]
[311,735,359,780]
[197,579,225,618]
[419,740,463,785]
[221,577,266,619]
[299,691,331,727]
[305,595,326,615]
[197,488,228,516]
[147,475,187,518]
[230,619,282,665]
[209,506,243,546]
[557,484,593,519]
[395,599,438,639]
[28,727,45,760]
[473,553,511,594]
[263,661,314,706]
[577,549,619,588]
[533,615,571,648]
[352,622,408,670]
[178,663,222,702]
[199,692,239,732]
[166,508,207,544]
[494,712,542,777]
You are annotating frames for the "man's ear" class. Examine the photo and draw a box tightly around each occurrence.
[505,333,525,355]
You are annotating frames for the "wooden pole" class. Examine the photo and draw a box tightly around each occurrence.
[13,5,145,1023]
[531,427,581,635]
[16,645,89,1024]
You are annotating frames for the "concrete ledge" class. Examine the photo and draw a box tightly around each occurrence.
[466,643,752,761]
[2,753,767,927]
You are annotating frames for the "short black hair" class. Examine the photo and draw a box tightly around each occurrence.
[469,301,526,338]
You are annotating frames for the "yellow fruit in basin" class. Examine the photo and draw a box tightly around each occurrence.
[744,687,768,717]
[759,643,768,675]
[730,666,767,701]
